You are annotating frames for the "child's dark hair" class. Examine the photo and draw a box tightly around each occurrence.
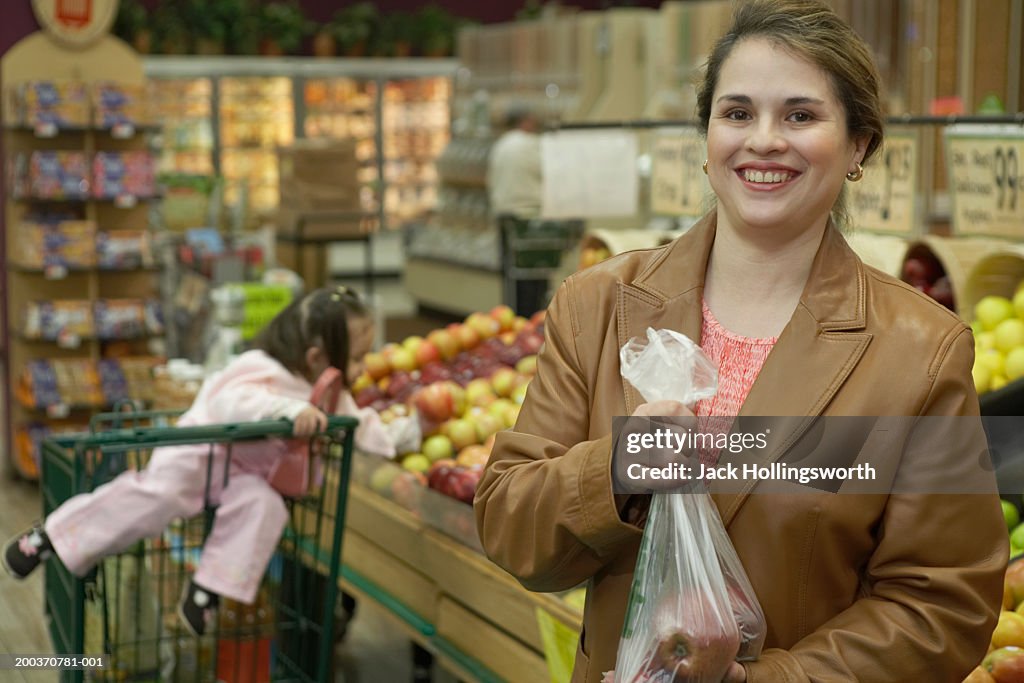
[251,286,369,384]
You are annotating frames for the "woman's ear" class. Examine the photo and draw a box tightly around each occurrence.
[852,134,871,169]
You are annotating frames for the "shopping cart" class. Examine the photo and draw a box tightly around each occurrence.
[40,409,358,683]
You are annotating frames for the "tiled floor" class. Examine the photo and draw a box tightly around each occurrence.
[0,475,461,682]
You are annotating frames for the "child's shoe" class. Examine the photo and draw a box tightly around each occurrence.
[178,580,220,637]
[2,526,52,579]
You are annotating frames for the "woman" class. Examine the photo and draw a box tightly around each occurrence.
[474,1,1006,681]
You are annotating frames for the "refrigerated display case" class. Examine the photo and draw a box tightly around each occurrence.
[144,57,457,231]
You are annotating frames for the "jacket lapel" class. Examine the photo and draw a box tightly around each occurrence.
[713,226,873,525]
[616,214,716,414]
[617,215,874,525]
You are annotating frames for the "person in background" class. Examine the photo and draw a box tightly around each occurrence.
[475,1,1006,682]
[487,106,543,219]
[3,286,405,638]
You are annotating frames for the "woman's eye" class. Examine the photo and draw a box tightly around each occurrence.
[725,109,749,121]
[789,111,813,123]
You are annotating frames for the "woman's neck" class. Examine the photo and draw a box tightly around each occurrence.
[703,216,828,338]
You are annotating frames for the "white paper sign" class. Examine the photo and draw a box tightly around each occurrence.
[540,130,639,219]
[946,125,1024,239]
[650,128,709,217]
[848,129,919,235]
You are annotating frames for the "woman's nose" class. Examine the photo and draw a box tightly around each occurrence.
[745,119,787,155]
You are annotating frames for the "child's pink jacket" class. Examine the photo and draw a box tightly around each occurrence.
[46,350,394,604]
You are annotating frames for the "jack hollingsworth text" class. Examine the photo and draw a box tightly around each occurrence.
[627,461,878,484]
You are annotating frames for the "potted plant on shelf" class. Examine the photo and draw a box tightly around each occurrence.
[387,12,417,58]
[415,5,458,57]
[152,1,190,55]
[329,3,378,58]
[218,0,259,55]
[258,1,312,56]
[113,0,152,53]
[182,0,226,55]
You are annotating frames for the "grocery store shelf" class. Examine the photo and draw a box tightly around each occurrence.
[404,257,503,317]
[145,56,459,80]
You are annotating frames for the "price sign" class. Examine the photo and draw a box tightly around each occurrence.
[848,129,919,234]
[650,128,709,217]
[946,125,1024,239]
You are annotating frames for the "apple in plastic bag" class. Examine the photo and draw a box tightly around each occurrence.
[642,591,741,683]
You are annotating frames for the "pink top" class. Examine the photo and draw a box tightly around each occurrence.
[695,301,778,465]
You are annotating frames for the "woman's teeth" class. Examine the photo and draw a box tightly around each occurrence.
[743,170,791,183]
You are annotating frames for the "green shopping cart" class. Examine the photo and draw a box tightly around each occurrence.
[40,410,358,683]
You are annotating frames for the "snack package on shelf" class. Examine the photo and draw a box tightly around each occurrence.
[23,300,94,341]
[96,229,154,269]
[9,151,91,199]
[17,357,161,409]
[92,81,151,129]
[92,151,156,199]
[13,217,97,269]
[14,421,89,480]
[11,80,90,128]
[94,299,149,339]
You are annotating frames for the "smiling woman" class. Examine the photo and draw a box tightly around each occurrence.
[474,1,1008,682]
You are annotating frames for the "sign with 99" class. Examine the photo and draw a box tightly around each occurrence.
[945,125,1024,239]
[650,128,710,217]
[848,129,919,235]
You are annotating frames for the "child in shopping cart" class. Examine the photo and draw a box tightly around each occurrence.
[3,285,411,637]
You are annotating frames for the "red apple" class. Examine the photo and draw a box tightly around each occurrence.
[355,384,384,408]
[414,340,441,367]
[436,465,481,504]
[516,330,544,356]
[427,458,457,490]
[364,352,390,380]
[412,382,458,423]
[490,305,516,332]
[929,275,955,310]
[419,361,452,384]
[985,646,1024,683]
[644,591,741,682]
[427,329,460,360]
[451,323,481,351]
[529,310,546,327]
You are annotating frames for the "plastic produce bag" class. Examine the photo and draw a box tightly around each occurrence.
[611,327,766,682]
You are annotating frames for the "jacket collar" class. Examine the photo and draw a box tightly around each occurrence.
[616,210,873,525]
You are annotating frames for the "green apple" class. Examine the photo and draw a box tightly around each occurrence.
[978,349,1007,376]
[995,319,1024,353]
[422,434,454,463]
[1014,289,1024,319]
[1011,522,1024,550]
[973,363,992,393]
[1006,347,1024,382]
[1005,500,1021,530]
[971,320,984,336]
[401,453,431,474]
[977,331,998,352]
[976,296,1016,331]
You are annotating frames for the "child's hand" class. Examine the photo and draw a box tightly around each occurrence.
[293,406,328,437]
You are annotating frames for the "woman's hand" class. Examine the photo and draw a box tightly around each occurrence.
[631,399,694,418]
[293,405,328,437]
[723,662,747,682]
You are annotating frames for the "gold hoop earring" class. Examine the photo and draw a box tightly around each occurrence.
[702,160,708,175]
[846,162,863,182]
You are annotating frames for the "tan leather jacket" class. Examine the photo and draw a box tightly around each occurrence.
[475,213,1006,683]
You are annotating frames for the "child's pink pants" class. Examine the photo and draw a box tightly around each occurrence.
[45,440,288,604]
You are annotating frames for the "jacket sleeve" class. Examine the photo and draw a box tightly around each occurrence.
[744,325,1007,683]
[474,278,642,592]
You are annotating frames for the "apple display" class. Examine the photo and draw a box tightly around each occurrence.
[456,444,491,469]
[402,335,424,354]
[465,378,496,407]
[466,312,500,339]
[491,367,518,397]
[414,340,441,367]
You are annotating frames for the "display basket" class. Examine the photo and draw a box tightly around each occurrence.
[40,409,358,683]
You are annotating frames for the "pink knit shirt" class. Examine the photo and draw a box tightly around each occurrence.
[695,301,778,464]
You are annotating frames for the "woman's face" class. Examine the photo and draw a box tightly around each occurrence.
[706,37,868,236]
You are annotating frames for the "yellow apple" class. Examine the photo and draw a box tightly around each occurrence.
[974,363,993,393]
[994,319,1024,354]
[993,611,1024,649]
[1006,348,1024,382]
[976,296,1016,331]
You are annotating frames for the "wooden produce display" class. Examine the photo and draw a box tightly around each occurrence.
[299,451,584,683]
[1,33,163,479]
